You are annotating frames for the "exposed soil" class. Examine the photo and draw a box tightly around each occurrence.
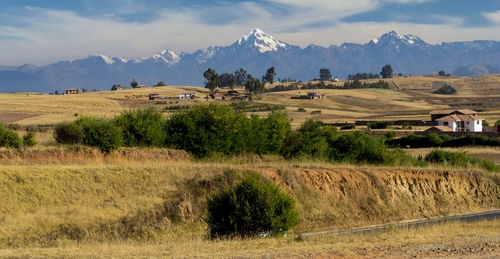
[0,112,40,124]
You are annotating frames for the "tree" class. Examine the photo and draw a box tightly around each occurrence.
[111,84,121,91]
[245,75,264,96]
[204,68,220,92]
[380,64,393,78]
[319,68,332,81]
[228,76,236,90]
[234,68,248,86]
[219,73,235,88]
[54,90,59,95]
[130,79,138,88]
[81,88,88,93]
[438,70,450,76]
[264,66,276,84]
[155,81,167,86]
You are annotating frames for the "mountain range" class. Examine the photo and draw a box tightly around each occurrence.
[1,28,500,92]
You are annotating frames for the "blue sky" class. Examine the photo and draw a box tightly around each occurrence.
[1,0,500,65]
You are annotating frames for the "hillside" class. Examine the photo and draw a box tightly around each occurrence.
[1,74,499,127]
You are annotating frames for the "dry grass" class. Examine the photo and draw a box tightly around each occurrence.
[1,75,500,127]
[0,219,497,258]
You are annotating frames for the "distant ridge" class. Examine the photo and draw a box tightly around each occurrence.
[2,29,500,92]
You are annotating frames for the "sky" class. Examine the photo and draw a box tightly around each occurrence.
[1,0,500,66]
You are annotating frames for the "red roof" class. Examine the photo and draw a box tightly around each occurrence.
[425,126,454,132]
[429,109,477,115]
[437,114,482,122]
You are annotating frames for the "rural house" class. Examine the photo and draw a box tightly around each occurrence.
[180,93,197,99]
[436,114,483,132]
[149,93,160,100]
[307,92,325,99]
[65,88,81,94]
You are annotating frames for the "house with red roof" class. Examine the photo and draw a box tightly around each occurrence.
[436,114,484,132]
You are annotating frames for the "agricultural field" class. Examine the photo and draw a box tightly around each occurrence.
[1,74,500,127]
[0,74,499,258]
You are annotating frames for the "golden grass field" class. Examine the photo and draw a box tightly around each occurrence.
[0,75,499,258]
[0,219,498,258]
[1,74,499,127]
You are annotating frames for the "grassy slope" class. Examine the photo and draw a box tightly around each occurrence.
[0,153,498,246]
[1,74,500,126]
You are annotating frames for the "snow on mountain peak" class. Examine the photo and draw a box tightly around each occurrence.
[88,54,116,64]
[152,49,182,65]
[373,31,426,46]
[236,28,287,53]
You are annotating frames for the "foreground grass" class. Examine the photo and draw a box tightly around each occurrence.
[0,219,498,258]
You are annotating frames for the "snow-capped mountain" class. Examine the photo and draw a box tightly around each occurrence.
[234,28,289,53]
[2,28,500,92]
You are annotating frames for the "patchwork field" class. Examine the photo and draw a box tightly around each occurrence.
[1,74,500,127]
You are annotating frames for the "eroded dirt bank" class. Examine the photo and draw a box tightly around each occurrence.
[256,167,500,230]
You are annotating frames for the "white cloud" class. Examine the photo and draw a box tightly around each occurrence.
[483,10,500,24]
[0,2,499,66]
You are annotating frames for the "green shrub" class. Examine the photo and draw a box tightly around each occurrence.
[165,104,249,157]
[54,122,84,144]
[76,117,123,153]
[207,171,299,238]
[330,132,393,165]
[281,119,337,159]
[482,120,489,126]
[0,124,22,149]
[310,110,321,115]
[297,107,306,112]
[340,124,355,130]
[384,131,396,140]
[425,149,499,172]
[495,120,500,126]
[433,84,457,95]
[114,108,167,147]
[23,132,37,147]
[367,121,391,129]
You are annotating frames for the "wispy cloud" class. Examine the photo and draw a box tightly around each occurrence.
[0,1,499,66]
[483,10,500,24]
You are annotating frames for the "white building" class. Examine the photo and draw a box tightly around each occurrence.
[437,114,483,132]
[179,93,197,99]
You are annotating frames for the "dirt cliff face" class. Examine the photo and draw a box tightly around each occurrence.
[258,167,500,231]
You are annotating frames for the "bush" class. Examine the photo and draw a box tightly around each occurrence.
[76,117,123,153]
[0,124,22,149]
[367,121,391,129]
[114,108,166,147]
[165,104,249,157]
[23,132,37,147]
[330,132,393,165]
[340,124,355,130]
[495,120,500,126]
[297,107,306,112]
[281,119,337,159]
[384,131,396,140]
[425,149,499,172]
[54,122,84,144]
[433,84,457,95]
[310,110,321,115]
[207,171,299,238]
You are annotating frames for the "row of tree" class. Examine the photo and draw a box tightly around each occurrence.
[203,67,276,93]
